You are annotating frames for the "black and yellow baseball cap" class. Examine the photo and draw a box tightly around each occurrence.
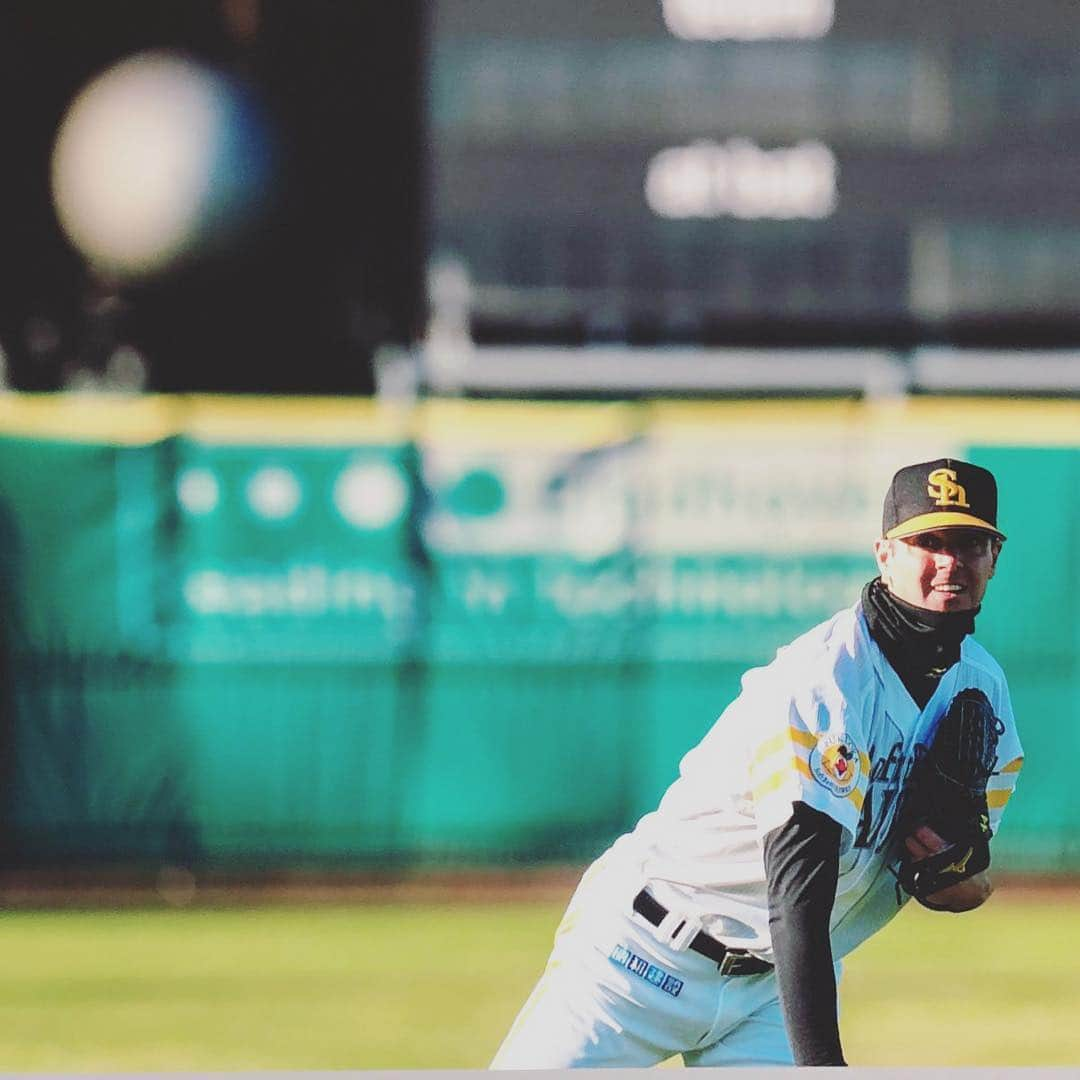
[882,458,1006,541]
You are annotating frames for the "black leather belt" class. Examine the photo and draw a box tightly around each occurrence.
[632,889,773,977]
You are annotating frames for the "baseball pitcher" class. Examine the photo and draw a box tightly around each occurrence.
[491,458,1023,1068]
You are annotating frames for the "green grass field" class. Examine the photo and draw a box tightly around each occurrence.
[0,888,1075,1069]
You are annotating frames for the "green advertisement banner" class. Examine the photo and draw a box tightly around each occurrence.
[0,396,1075,870]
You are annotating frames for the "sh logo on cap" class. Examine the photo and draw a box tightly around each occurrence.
[926,467,970,509]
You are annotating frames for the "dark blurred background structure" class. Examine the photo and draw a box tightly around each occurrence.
[430,0,1080,351]
[0,0,425,394]
[3,1,1080,394]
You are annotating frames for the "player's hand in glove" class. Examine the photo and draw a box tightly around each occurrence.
[903,824,993,911]
[894,687,1004,910]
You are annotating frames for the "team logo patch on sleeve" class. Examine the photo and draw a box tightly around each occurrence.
[810,732,862,797]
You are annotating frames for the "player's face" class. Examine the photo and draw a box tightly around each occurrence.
[873,528,1001,613]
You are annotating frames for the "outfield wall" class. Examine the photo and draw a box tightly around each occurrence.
[0,395,1076,871]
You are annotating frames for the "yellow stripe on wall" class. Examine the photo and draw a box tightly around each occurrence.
[647,397,1080,446]
[182,396,412,445]
[0,394,1075,448]
[0,394,180,445]
[0,394,413,447]
[416,398,639,449]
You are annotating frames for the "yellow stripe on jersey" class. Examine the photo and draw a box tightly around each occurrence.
[750,726,817,770]
[1000,756,1024,773]
[554,911,580,939]
[750,730,788,767]
[987,788,1015,809]
[753,755,865,813]
[751,755,814,800]
[749,727,816,802]
[752,767,793,803]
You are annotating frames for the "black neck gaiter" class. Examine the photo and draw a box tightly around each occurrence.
[861,578,977,708]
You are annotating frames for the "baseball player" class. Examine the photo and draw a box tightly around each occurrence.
[491,458,1024,1068]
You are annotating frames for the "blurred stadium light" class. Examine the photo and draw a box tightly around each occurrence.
[660,0,836,42]
[51,51,276,278]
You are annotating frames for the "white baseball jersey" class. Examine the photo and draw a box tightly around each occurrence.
[610,599,1024,961]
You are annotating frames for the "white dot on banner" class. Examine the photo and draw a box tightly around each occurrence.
[334,462,408,529]
[246,466,302,520]
[563,504,629,560]
[176,467,220,515]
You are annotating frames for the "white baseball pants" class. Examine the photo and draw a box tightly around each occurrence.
[491,851,829,1069]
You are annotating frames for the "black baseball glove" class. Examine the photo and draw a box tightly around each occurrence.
[895,688,1004,909]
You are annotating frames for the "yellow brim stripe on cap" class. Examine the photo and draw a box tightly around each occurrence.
[885,512,1006,541]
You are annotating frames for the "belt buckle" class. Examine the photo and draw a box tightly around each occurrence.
[718,949,758,977]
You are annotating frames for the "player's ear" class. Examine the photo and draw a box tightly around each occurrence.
[988,537,1003,577]
[872,538,891,578]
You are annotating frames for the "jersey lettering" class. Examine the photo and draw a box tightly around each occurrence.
[854,740,920,853]
[854,785,902,852]
[868,739,905,785]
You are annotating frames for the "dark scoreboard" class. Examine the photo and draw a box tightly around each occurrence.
[429,1,1080,345]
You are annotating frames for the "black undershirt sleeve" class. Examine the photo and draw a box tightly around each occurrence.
[762,801,846,1067]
